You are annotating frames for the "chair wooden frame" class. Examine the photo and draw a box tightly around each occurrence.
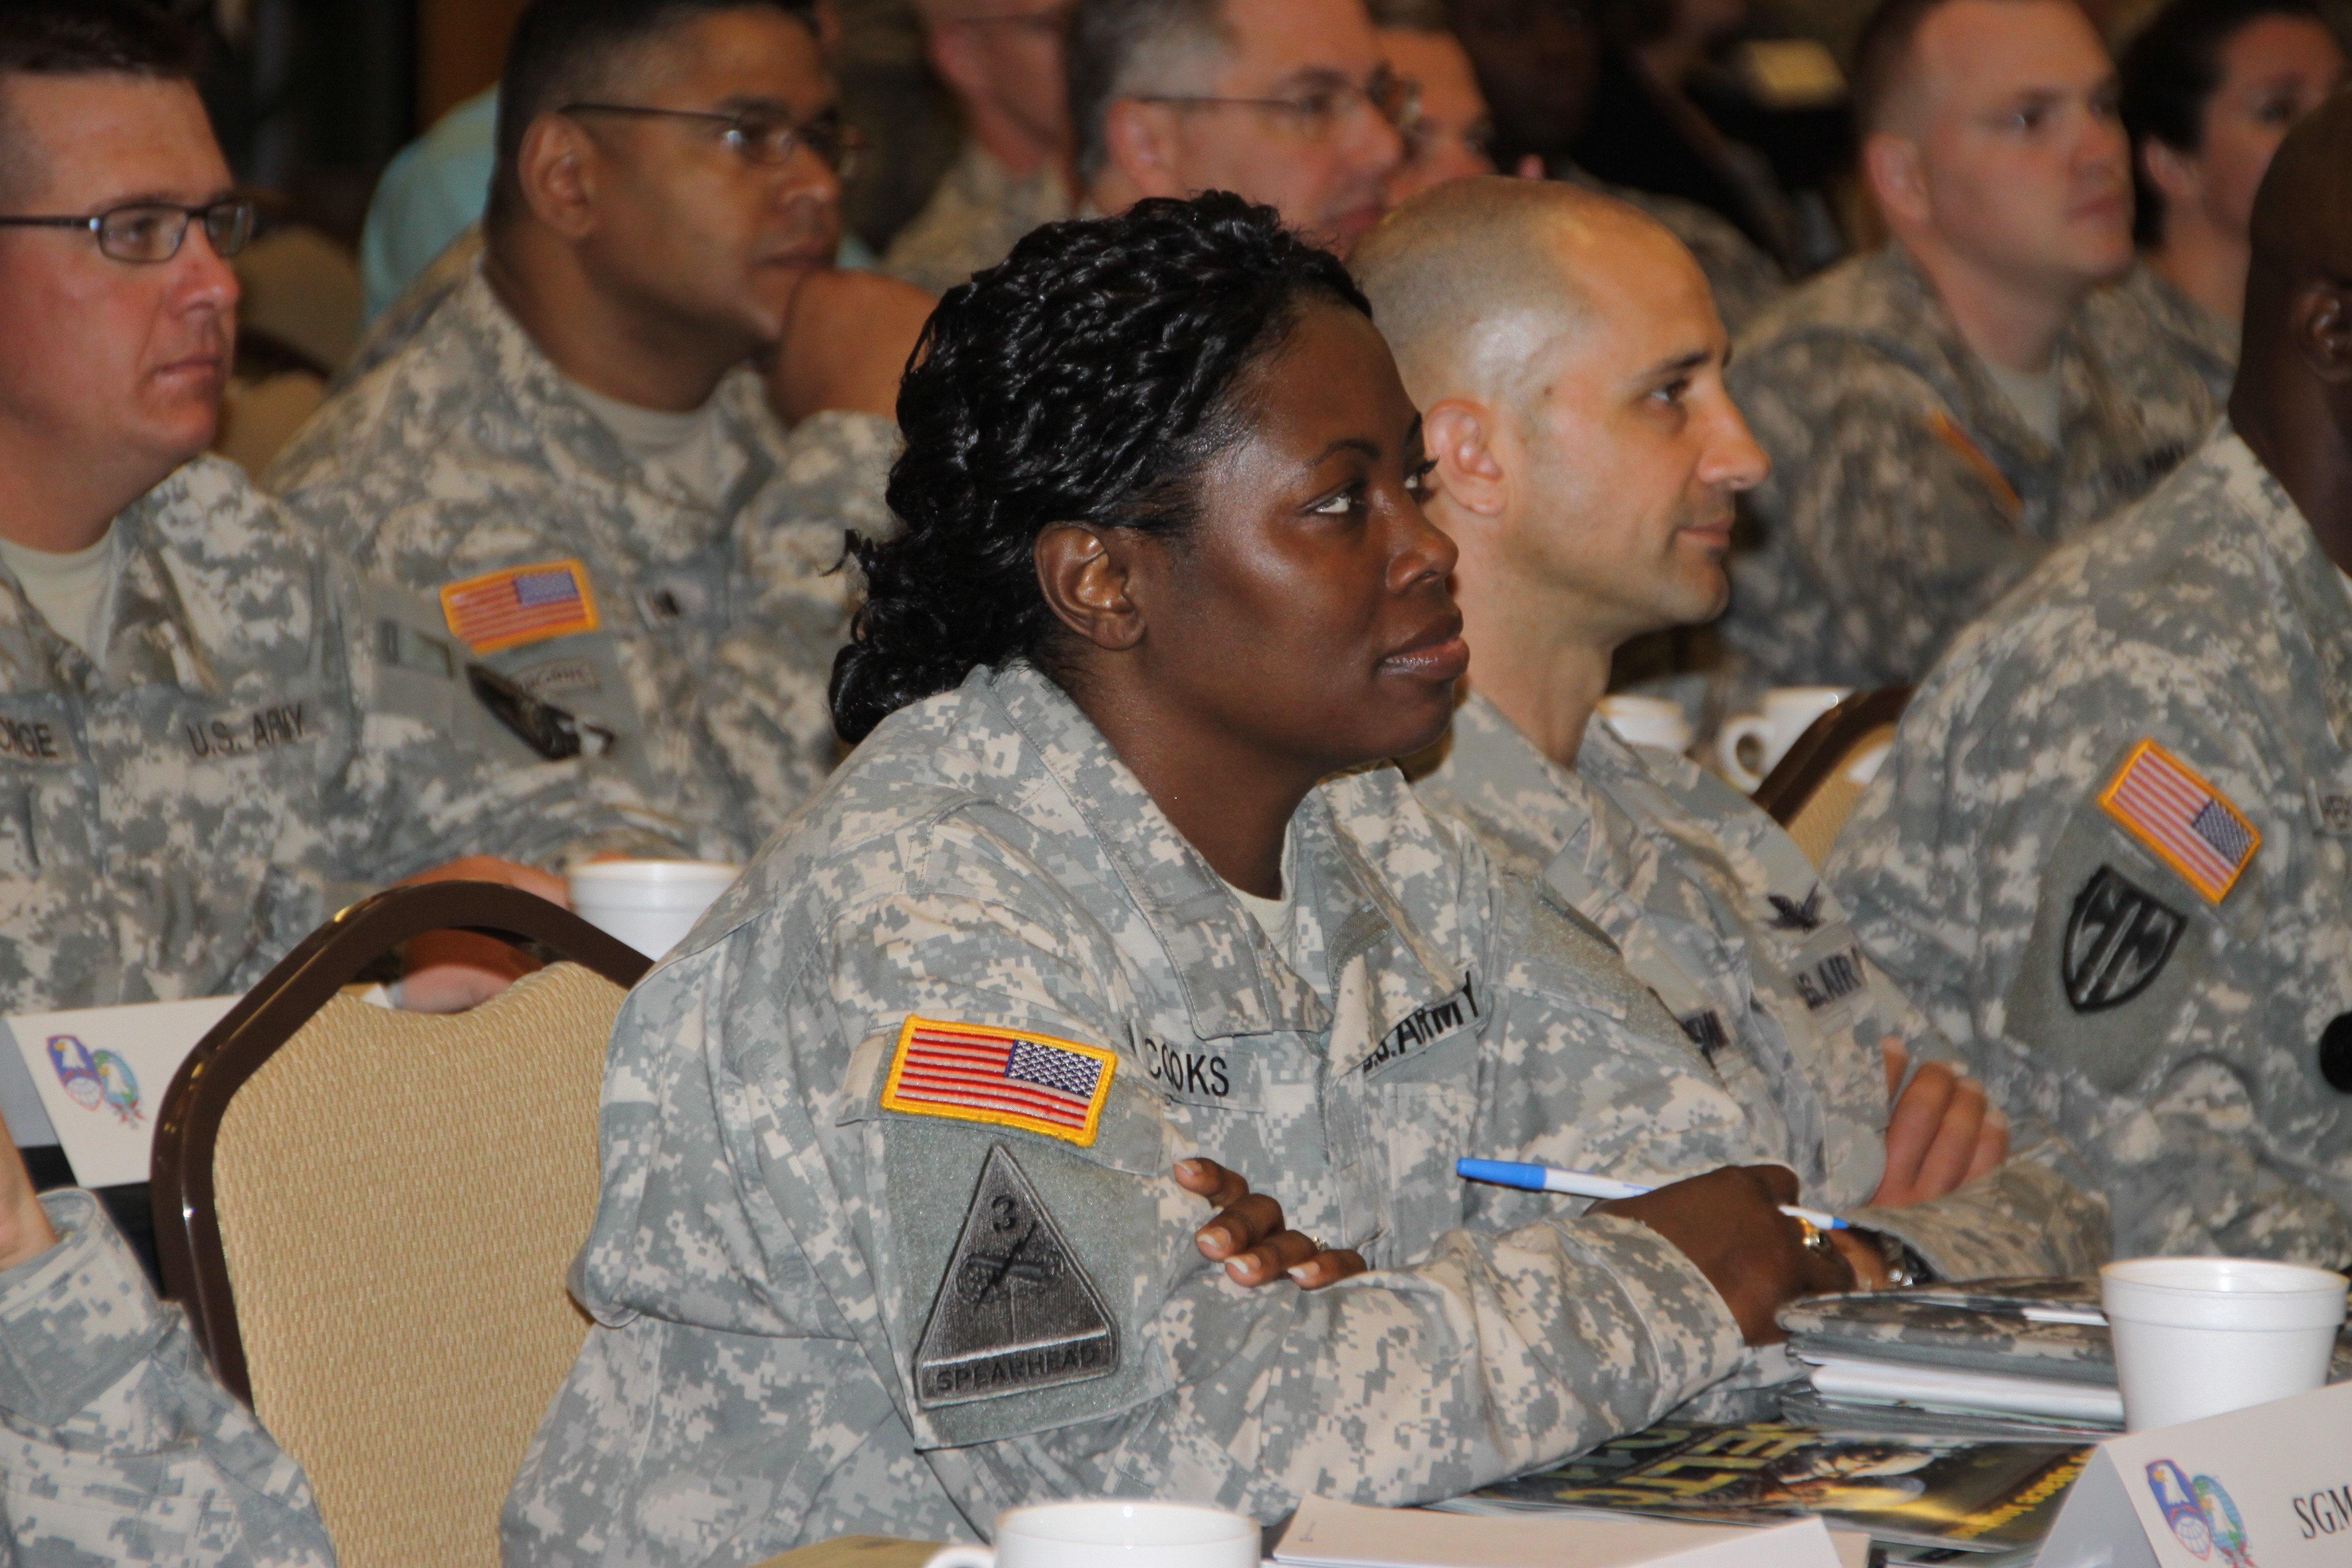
[149,882,651,1403]
[1752,686,1913,828]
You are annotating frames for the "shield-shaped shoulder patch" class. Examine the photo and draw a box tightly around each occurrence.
[2062,866,2186,1013]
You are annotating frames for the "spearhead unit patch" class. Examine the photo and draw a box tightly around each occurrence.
[2097,739,2259,903]
[914,1145,1117,1408]
[881,1017,1116,1146]
[2063,865,2185,1012]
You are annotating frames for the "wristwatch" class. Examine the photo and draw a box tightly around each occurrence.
[1857,1226,1934,1289]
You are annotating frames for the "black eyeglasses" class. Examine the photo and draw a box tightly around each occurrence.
[559,102,864,175]
[1136,70,1421,142]
[0,197,255,264]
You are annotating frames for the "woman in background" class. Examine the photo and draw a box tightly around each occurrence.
[2118,0,2345,392]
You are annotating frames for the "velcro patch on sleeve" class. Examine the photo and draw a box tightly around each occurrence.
[2097,739,2260,904]
[439,559,599,654]
[1927,410,2022,523]
[881,1017,1116,1146]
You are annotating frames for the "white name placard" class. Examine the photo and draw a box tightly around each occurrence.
[3,997,238,1187]
[2039,1380,2352,1568]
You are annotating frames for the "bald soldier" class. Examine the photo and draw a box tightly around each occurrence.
[1355,179,2108,1285]
[1722,0,2217,691]
[1831,94,2352,1263]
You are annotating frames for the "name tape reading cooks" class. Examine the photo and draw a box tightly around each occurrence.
[1138,1036,1232,1100]
[881,1017,1118,1147]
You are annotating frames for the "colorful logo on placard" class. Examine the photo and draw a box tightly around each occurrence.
[2194,1474,2256,1568]
[46,1035,141,1126]
[2149,1460,2220,1561]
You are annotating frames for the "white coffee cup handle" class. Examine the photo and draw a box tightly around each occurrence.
[1716,714,1774,792]
[922,1548,994,1568]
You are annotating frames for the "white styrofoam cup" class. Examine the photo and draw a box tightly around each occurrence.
[919,1501,1260,1568]
[2101,1256,2348,1431]
[567,860,741,960]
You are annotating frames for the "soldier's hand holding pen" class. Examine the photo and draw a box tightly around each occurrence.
[1592,1164,1857,1346]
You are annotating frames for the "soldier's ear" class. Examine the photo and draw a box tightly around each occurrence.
[2289,279,2352,386]
[1423,399,1508,519]
[1102,98,1183,198]
[2140,137,2201,211]
[927,16,986,95]
[1035,523,1146,651]
[516,112,599,241]
[1861,132,1928,234]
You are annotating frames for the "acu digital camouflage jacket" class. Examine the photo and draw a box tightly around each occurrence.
[267,264,898,864]
[0,456,662,1015]
[1412,692,2109,1282]
[1832,426,2352,1264]
[504,663,1810,1566]
[1723,245,2217,690]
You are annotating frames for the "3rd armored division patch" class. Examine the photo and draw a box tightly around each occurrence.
[914,1145,1117,1408]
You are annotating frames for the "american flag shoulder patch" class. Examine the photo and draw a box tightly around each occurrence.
[880,1017,1117,1146]
[439,559,600,654]
[2097,739,2260,904]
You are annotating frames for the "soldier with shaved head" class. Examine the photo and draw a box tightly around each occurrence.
[1832,90,2352,1263]
[1355,178,2109,1293]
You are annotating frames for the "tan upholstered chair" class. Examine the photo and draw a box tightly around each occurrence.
[1753,686,1913,868]
[152,883,651,1568]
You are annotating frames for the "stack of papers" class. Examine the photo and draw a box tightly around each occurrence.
[1775,1278,2127,1436]
[1276,1496,1863,1568]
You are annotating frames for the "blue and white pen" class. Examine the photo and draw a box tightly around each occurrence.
[1456,1158,1850,1230]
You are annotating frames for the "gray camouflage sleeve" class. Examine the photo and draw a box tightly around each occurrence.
[558,822,1752,1538]
[1833,644,2352,1264]
[0,1191,335,1568]
[887,908,1750,1520]
[320,559,695,885]
[1742,355,2051,686]
[1846,950,2112,1280]
[701,411,899,842]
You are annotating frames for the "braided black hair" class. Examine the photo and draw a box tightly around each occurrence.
[830,192,1371,742]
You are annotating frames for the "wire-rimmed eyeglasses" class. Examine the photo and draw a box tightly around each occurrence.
[1134,70,1421,142]
[559,102,865,175]
[0,197,256,264]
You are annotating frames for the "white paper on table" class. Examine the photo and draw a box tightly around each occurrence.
[1274,1496,1856,1568]
[3,997,238,1186]
[2039,1380,2352,1568]
[1803,1355,2126,1423]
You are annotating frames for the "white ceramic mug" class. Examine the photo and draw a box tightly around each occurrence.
[1716,686,1852,791]
[566,859,741,960]
[2101,1257,2349,1431]
[1597,694,1695,757]
[921,1501,1261,1568]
